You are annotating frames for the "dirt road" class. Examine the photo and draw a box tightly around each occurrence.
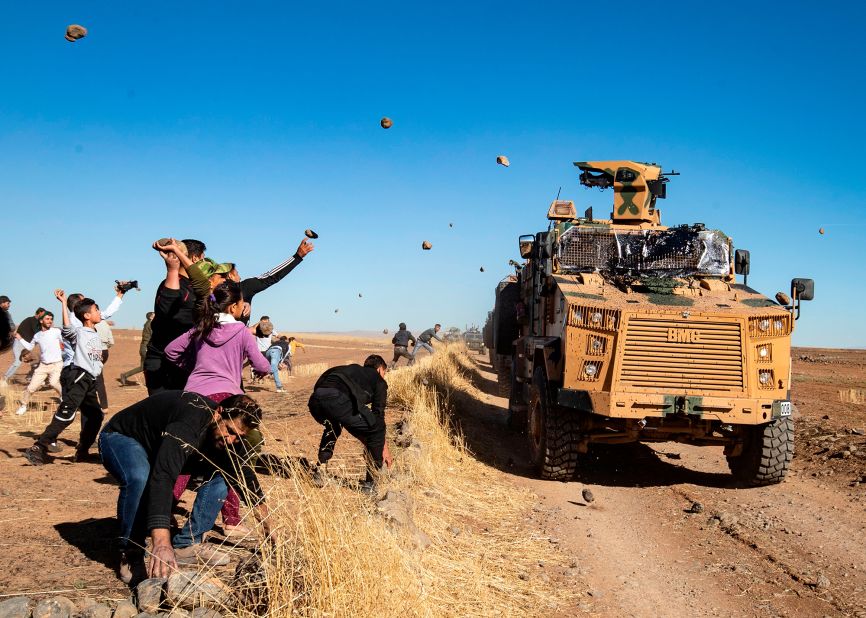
[459,351,866,617]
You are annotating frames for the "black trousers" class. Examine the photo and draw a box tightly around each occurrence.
[143,354,189,395]
[308,388,386,477]
[95,349,110,409]
[390,345,414,367]
[37,365,103,452]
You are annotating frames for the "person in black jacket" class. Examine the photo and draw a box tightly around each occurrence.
[389,322,416,369]
[308,355,392,493]
[144,239,209,394]
[98,390,269,584]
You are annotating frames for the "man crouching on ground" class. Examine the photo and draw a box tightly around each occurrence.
[98,390,270,583]
[308,354,393,494]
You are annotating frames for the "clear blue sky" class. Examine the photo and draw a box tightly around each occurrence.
[1,1,863,347]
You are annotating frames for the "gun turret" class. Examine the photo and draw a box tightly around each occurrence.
[574,161,675,225]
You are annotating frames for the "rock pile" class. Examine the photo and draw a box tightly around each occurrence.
[0,570,233,618]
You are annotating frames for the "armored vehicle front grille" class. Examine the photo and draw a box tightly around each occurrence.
[619,318,745,392]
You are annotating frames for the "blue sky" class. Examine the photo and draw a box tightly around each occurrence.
[0,1,863,347]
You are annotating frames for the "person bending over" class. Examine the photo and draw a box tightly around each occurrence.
[308,355,392,494]
[98,391,269,584]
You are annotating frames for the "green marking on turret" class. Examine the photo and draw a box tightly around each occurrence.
[562,291,606,301]
[643,293,694,306]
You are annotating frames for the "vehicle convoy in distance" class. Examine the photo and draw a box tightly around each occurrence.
[489,160,814,485]
[462,326,485,354]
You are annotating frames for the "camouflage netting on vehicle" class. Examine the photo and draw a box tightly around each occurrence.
[557,225,730,277]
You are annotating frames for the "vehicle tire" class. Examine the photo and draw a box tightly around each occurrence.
[496,356,511,398]
[526,366,580,481]
[727,417,794,486]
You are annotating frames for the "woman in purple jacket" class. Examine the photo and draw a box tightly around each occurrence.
[165,281,271,540]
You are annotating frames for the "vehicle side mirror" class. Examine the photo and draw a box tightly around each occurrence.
[791,278,814,301]
[518,234,535,259]
[734,249,750,275]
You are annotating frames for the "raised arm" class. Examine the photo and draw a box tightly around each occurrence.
[153,240,182,291]
[239,238,313,301]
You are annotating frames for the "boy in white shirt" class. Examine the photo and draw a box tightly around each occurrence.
[25,290,106,466]
[15,311,64,414]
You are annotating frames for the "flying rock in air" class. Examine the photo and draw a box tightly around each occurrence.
[449,222,453,228]
[479,267,484,272]
[422,240,432,250]
[65,24,87,42]
[305,229,319,239]
[818,227,825,235]
[582,488,594,503]
[383,328,389,335]
[380,117,393,129]
[334,309,339,313]
[496,155,510,167]
[358,293,363,298]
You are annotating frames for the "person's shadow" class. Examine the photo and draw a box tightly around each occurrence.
[55,517,116,569]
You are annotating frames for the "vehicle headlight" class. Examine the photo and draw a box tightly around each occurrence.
[758,319,770,332]
[591,312,603,325]
[591,339,602,351]
[774,319,784,331]
[584,363,598,377]
[759,370,772,385]
[758,345,769,359]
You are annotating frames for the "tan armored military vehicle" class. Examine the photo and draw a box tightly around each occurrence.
[493,161,814,485]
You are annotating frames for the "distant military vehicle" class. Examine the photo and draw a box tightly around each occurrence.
[491,160,814,485]
[462,326,485,353]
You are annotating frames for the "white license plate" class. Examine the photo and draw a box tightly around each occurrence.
[779,401,792,417]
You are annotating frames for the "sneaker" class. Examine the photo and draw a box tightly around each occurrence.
[25,445,48,466]
[74,448,90,463]
[174,543,230,567]
[15,404,26,416]
[46,442,63,453]
[275,388,285,393]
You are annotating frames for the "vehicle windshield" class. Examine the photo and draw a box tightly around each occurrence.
[556,225,730,277]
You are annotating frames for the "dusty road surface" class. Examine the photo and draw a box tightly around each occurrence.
[459,349,866,618]
[0,334,863,617]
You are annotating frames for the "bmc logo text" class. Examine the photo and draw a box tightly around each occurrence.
[667,328,700,343]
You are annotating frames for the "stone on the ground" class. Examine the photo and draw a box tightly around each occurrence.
[166,610,190,618]
[33,597,75,618]
[815,573,831,590]
[166,571,230,610]
[80,603,111,618]
[112,600,139,618]
[136,579,166,614]
[0,597,32,618]
[190,610,222,618]
[377,490,431,549]
[688,501,704,514]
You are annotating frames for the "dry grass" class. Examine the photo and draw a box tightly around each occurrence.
[287,363,328,379]
[226,345,579,617]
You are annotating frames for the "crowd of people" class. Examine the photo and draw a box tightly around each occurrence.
[0,234,447,586]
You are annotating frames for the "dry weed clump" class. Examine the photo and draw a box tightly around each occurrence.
[234,345,577,617]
